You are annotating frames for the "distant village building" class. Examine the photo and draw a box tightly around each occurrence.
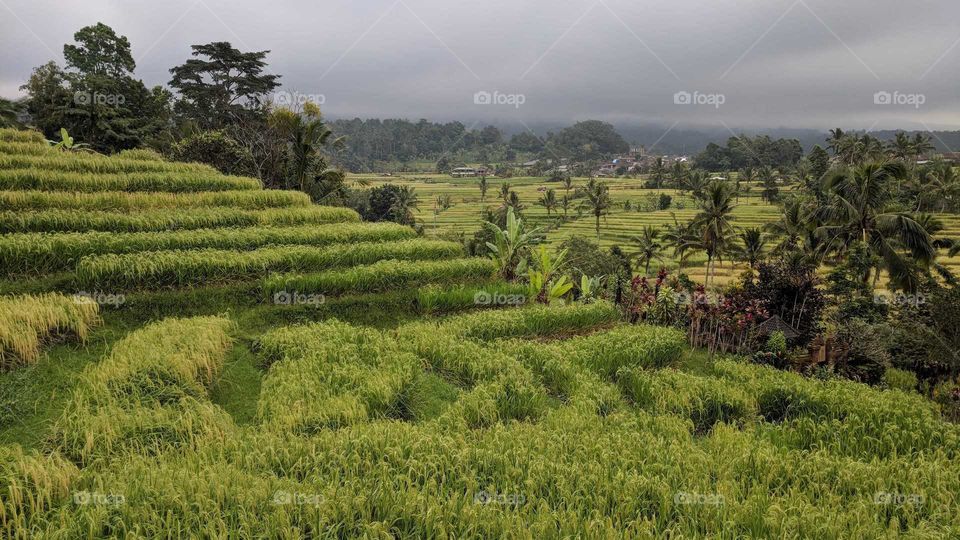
[451,167,491,177]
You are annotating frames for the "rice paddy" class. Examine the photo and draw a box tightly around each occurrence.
[1,130,959,537]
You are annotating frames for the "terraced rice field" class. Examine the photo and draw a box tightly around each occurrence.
[1,129,958,537]
[359,173,960,285]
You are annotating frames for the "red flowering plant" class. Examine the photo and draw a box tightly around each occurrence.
[688,286,769,354]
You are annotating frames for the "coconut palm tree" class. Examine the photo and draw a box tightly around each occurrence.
[671,161,689,191]
[827,128,846,156]
[662,214,695,271]
[632,225,664,275]
[685,169,709,200]
[815,162,935,291]
[499,182,512,203]
[561,175,575,197]
[390,185,420,225]
[690,180,737,288]
[538,188,558,217]
[734,227,766,269]
[651,157,666,192]
[916,162,960,212]
[577,179,612,241]
[764,197,809,255]
[270,105,344,193]
[478,175,489,202]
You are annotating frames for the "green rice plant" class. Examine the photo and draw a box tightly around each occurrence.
[0,189,311,212]
[52,316,235,464]
[0,129,46,144]
[400,301,620,342]
[262,258,495,297]
[0,168,260,192]
[558,324,686,377]
[0,293,100,370]
[0,445,78,538]
[618,367,757,434]
[116,148,165,161]
[0,222,413,275]
[0,153,221,175]
[416,282,528,315]
[0,205,359,233]
[76,239,462,289]
[714,359,960,458]
[0,141,53,156]
[258,321,420,432]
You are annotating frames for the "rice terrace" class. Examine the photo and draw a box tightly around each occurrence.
[2,3,960,539]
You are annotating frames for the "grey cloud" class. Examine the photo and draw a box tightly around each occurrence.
[1,0,958,130]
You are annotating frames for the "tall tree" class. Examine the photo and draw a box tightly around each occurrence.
[815,162,935,291]
[537,188,558,217]
[690,180,737,287]
[632,225,664,275]
[169,42,280,130]
[269,103,343,192]
[577,179,613,241]
[734,227,767,269]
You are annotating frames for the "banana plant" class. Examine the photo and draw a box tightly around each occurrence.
[47,128,94,153]
[578,274,604,303]
[483,208,542,281]
[526,245,573,304]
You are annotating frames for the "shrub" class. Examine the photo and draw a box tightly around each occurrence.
[168,130,256,177]
[883,368,918,393]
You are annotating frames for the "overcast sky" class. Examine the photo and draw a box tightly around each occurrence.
[2,0,959,131]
